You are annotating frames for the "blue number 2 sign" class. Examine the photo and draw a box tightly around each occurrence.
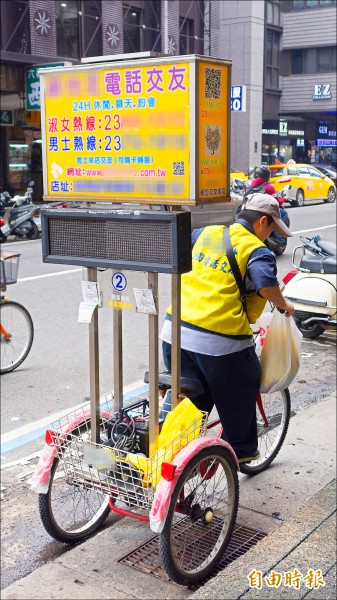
[112,272,127,292]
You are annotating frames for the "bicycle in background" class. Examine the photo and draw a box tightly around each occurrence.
[0,251,34,374]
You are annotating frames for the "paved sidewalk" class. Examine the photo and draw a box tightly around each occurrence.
[191,479,336,600]
[2,394,336,600]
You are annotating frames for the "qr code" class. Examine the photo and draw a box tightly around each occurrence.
[173,161,184,176]
[205,68,221,99]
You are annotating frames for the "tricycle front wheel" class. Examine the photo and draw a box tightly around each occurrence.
[159,446,239,586]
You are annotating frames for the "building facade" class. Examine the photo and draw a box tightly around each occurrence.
[1,0,336,198]
[219,0,336,171]
[264,0,337,167]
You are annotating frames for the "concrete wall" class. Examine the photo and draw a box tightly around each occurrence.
[217,0,265,172]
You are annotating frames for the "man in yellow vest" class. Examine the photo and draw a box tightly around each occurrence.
[160,193,295,463]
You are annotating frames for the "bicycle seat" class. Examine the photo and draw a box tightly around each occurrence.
[144,371,204,394]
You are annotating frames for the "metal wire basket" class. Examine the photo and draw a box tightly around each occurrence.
[0,251,21,285]
[47,394,208,511]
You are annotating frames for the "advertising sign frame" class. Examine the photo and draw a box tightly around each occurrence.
[40,54,231,206]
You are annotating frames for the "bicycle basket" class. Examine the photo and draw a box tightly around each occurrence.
[47,396,208,511]
[0,251,21,285]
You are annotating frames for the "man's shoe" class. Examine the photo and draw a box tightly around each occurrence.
[238,452,260,464]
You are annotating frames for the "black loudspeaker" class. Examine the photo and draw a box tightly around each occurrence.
[41,208,192,274]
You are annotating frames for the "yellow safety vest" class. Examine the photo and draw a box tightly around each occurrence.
[168,223,267,336]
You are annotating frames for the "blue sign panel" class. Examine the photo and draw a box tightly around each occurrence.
[230,86,246,112]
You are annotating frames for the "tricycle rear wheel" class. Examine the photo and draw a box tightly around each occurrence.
[159,445,238,586]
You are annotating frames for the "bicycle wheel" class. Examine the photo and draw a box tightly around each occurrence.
[39,421,111,543]
[0,301,34,374]
[159,445,239,586]
[240,388,291,476]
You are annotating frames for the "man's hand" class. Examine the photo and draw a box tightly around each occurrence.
[259,286,295,318]
[283,300,295,317]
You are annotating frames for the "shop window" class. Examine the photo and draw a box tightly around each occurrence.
[318,47,331,72]
[123,7,142,53]
[265,30,280,89]
[266,1,280,26]
[81,0,102,57]
[55,0,79,59]
[1,0,30,53]
[296,47,337,73]
[179,18,194,55]
[8,142,31,193]
[292,0,336,8]
[292,50,303,74]
[293,0,305,7]
[305,48,317,73]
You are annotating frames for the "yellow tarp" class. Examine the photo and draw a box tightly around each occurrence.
[127,397,203,487]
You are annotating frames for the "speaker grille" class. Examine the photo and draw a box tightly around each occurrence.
[41,209,192,274]
[49,218,172,265]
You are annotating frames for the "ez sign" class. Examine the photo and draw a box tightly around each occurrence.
[313,84,332,100]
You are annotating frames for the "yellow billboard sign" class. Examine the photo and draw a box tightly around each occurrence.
[198,62,230,201]
[40,56,231,205]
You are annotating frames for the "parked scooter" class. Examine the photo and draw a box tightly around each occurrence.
[264,192,290,256]
[282,234,337,339]
[231,180,290,256]
[0,182,41,242]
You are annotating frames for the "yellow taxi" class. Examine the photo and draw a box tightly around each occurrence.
[269,163,336,207]
[230,167,248,183]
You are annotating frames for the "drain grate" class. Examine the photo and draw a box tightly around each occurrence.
[118,523,267,589]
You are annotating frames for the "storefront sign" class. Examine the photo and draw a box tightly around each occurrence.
[262,127,278,135]
[262,120,305,137]
[0,110,13,125]
[25,110,41,128]
[279,121,305,137]
[312,84,332,100]
[199,62,230,200]
[230,85,246,112]
[316,139,336,147]
[316,122,336,138]
[40,57,231,204]
[25,62,71,110]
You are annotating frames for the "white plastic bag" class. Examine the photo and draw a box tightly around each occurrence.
[260,310,303,393]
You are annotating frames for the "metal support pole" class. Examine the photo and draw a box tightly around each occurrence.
[148,272,159,457]
[171,274,181,410]
[113,308,123,413]
[87,267,100,444]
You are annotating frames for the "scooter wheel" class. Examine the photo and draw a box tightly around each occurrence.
[26,223,39,240]
[0,231,7,243]
[273,243,287,256]
[295,319,325,339]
